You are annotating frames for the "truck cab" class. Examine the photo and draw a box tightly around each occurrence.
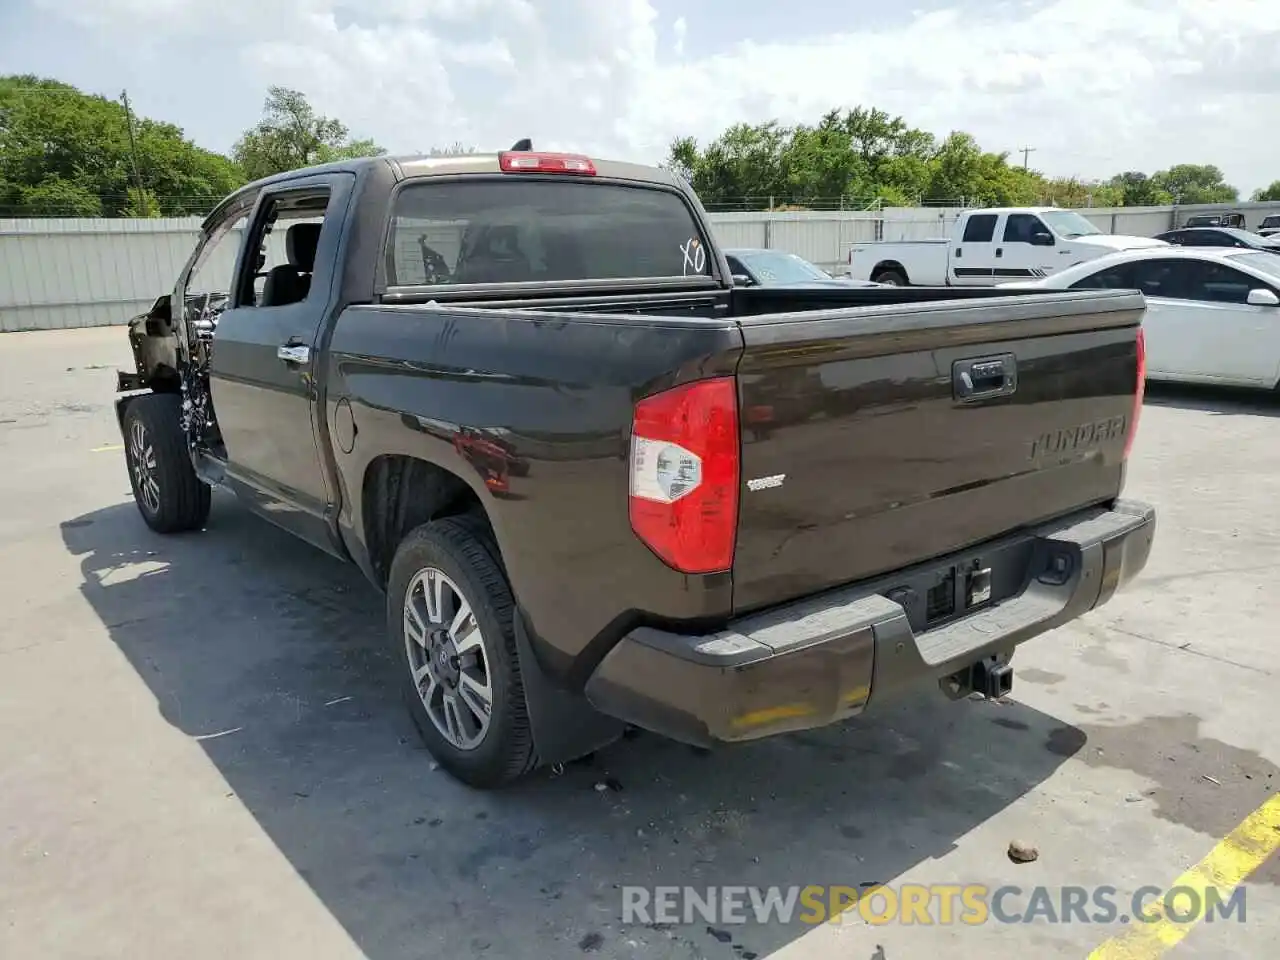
[848,207,1167,287]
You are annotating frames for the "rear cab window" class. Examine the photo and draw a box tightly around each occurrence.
[384,178,714,289]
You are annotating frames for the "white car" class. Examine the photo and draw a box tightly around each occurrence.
[1000,247,1280,389]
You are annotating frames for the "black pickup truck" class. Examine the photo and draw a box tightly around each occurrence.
[115,148,1155,787]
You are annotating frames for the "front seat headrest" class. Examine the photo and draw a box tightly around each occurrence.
[286,222,322,272]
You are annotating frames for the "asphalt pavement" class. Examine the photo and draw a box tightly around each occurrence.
[0,327,1276,960]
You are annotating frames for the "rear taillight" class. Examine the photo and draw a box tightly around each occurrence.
[628,377,740,574]
[1124,327,1146,460]
[498,151,596,175]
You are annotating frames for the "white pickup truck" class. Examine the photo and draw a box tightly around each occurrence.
[847,207,1168,286]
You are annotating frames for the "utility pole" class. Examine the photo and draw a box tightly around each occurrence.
[120,90,145,196]
[1019,146,1036,171]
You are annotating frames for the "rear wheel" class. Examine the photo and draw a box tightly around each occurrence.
[123,393,211,534]
[387,515,537,788]
[872,268,908,286]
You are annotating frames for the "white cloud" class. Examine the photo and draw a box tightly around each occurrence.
[32,0,1280,192]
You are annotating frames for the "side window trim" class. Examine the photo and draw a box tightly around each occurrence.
[231,178,339,309]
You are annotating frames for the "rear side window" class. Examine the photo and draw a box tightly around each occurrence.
[962,214,997,243]
[1070,263,1135,290]
[385,179,713,287]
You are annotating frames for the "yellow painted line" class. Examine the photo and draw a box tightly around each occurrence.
[91,444,124,453]
[1087,791,1280,959]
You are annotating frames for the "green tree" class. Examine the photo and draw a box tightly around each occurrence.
[666,109,1054,209]
[666,122,791,208]
[10,178,103,216]
[121,187,162,217]
[1250,180,1280,201]
[667,108,1255,213]
[0,75,243,216]
[1042,177,1124,208]
[925,132,984,203]
[1149,163,1237,204]
[1106,171,1172,206]
[232,87,384,181]
[779,116,868,203]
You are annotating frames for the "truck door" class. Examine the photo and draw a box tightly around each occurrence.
[208,173,354,555]
[950,212,999,285]
[997,212,1056,281]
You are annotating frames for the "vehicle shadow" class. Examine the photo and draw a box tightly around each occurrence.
[62,497,1084,960]
[1144,382,1280,417]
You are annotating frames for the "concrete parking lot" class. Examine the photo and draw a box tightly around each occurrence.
[1,326,1276,960]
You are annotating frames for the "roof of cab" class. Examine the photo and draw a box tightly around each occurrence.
[203,152,683,229]
[964,206,1070,216]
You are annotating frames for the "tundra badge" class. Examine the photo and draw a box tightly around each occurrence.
[747,474,786,491]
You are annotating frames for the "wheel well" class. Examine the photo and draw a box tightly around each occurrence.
[872,260,908,280]
[361,455,493,586]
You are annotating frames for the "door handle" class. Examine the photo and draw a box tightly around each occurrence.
[995,247,1003,258]
[277,343,310,365]
[954,353,1017,402]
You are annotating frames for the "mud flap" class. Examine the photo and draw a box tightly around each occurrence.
[514,609,625,767]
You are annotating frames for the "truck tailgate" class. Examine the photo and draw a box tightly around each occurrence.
[731,290,1145,614]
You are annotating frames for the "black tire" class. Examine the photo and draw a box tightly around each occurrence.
[123,393,211,534]
[872,268,908,286]
[387,515,537,788]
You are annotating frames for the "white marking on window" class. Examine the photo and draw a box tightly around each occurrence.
[680,237,706,275]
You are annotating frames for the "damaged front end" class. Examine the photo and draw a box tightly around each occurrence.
[116,289,227,469]
[116,189,255,472]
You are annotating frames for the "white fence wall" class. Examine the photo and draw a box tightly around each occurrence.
[5,200,1280,332]
[0,218,205,332]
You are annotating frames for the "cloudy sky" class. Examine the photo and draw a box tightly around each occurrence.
[3,0,1279,193]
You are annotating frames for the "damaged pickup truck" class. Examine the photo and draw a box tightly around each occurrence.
[115,148,1156,787]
